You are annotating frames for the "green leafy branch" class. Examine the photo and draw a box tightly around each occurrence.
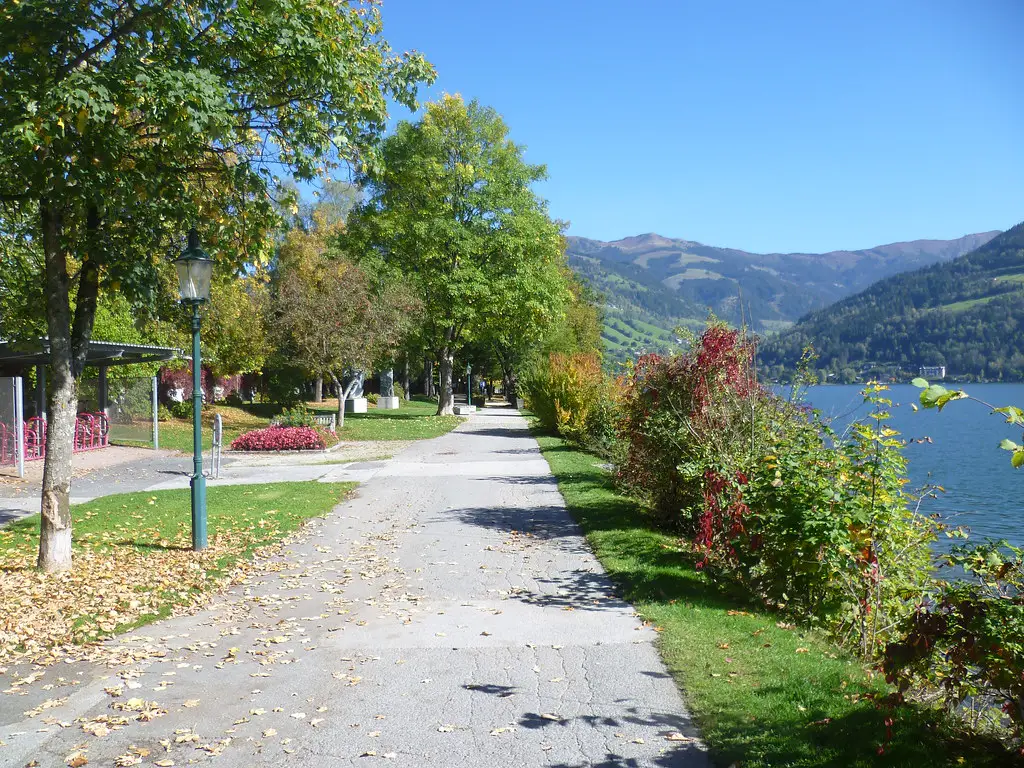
[912,378,1024,467]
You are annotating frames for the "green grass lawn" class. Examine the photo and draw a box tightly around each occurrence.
[311,396,462,441]
[533,431,1014,768]
[0,482,352,656]
[112,397,461,453]
[114,419,250,452]
[112,403,273,452]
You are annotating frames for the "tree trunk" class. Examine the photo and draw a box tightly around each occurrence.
[502,367,518,405]
[437,349,455,415]
[422,355,433,398]
[38,201,99,572]
[402,355,410,400]
[330,372,345,429]
[313,375,323,403]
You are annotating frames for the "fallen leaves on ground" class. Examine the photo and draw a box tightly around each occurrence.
[0,521,304,665]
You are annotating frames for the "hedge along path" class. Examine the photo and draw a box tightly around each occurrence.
[532,430,1015,767]
[0,483,352,666]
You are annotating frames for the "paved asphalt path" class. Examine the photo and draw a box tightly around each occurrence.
[0,407,708,768]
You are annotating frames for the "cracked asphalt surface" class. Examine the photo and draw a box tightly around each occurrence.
[0,407,709,767]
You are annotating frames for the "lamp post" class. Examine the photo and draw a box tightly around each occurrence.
[466,362,472,405]
[173,229,215,551]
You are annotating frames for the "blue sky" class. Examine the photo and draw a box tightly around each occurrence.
[376,0,1023,254]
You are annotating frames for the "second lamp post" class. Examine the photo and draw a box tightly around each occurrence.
[173,229,215,551]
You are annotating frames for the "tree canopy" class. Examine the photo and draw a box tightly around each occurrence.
[345,94,567,413]
[0,0,433,571]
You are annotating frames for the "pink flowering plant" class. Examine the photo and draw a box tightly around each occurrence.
[230,425,326,452]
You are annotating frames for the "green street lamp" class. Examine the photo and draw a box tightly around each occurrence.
[174,229,214,551]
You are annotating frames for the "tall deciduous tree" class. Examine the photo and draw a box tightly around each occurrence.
[274,228,417,426]
[0,0,432,571]
[346,95,565,415]
[479,261,574,404]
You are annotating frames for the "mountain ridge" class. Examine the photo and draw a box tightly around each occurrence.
[758,222,1024,381]
[565,229,1001,362]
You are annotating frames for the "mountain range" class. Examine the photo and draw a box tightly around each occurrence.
[758,221,1024,381]
[565,230,1001,362]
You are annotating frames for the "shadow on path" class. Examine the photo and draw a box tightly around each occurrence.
[445,504,583,543]
[524,707,705,767]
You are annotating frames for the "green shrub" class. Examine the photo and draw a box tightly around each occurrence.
[367,393,379,405]
[167,399,193,420]
[617,326,759,531]
[884,541,1024,749]
[393,382,405,400]
[224,391,246,407]
[276,404,316,428]
[887,385,1024,749]
[265,364,306,407]
[523,352,616,455]
[616,326,935,654]
[157,404,173,422]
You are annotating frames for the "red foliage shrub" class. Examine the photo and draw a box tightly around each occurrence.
[160,363,213,400]
[229,426,325,452]
[617,324,761,532]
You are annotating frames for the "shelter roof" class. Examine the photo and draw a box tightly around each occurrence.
[0,339,179,369]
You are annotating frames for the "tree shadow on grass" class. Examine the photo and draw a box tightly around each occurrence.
[341,412,441,423]
[701,691,1017,768]
[238,403,283,419]
[113,540,192,553]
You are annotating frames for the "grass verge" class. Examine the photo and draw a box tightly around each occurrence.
[112,399,461,452]
[311,396,462,441]
[112,404,274,452]
[533,431,1013,767]
[0,482,352,662]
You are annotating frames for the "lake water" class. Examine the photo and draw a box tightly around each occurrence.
[800,384,1024,551]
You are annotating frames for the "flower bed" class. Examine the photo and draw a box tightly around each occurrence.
[229,425,326,452]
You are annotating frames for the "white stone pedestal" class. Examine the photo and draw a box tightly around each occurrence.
[453,404,477,415]
[377,396,400,410]
[345,397,368,414]
[515,398,525,409]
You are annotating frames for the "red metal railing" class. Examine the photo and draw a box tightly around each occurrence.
[25,417,45,460]
[0,422,13,466]
[73,412,109,453]
[0,413,109,465]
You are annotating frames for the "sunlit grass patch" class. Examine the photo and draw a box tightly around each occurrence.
[311,396,462,441]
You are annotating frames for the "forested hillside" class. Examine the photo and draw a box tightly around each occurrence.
[759,222,1024,381]
[566,230,998,364]
[567,231,997,327]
